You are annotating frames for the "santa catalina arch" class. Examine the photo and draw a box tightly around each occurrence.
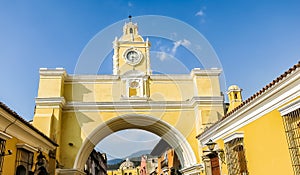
[32,17,224,175]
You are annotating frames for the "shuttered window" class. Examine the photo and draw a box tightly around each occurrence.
[15,148,34,174]
[225,138,248,175]
[0,139,6,174]
[282,108,300,175]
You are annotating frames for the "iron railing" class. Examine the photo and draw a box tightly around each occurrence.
[282,109,300,175]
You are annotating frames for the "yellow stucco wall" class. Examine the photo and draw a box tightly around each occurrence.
[209,107,294,175]
[240,109,293,175]
[38,75,65,97]
[33,70,224,169]
[2,137,18,174]
[1,137,53,174]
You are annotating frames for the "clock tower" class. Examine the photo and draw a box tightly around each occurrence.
[112,17,151,99]
[112,17,151,75]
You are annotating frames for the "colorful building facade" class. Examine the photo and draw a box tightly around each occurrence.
[0,102,58,175]
[156,149,181,175]
[197,62,300,175]
[107,158,140,175]
[84,150,107,175]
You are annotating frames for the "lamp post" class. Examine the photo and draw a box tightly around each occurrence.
[205,140,217,151]
[203,140,226,164]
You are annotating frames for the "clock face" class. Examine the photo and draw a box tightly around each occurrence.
[124,49,143,65]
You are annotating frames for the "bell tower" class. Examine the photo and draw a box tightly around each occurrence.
[113,16,151,99]
[227,85,243,112]
[112,16,151,76]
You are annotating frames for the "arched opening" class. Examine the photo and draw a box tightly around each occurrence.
[74,114,197,171]
[16,165,26,175]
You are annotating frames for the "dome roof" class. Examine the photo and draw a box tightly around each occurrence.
[228,85,241,91]
[119,158,135,170]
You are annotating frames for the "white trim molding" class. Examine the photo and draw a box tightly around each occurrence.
[35,97,66,108]
[16,143,38,153]
[40,68,66,77]
[191,68,222,77]
[0,131,12,140]
[223,132,244,143]
[180,164,203,175]
[63,96,224,112]
[279,98,300,116]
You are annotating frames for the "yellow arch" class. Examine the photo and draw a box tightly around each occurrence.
[73,114,197,171]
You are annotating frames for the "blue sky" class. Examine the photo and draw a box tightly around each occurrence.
[1,0,300,159]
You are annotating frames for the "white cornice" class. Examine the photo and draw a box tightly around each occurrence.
[150,74,192,80]
[223,132,244,143]
[40,68,67,77]
[16,143,38,153]
[64,71,222,83]
[35,97,66,108]
[279,98,300,116]
[63,96,224,112]
[65,75,119,83]
[190,68,222,77]
[191,96,224,105]
[198,68,300,144]
[0,131,12,140]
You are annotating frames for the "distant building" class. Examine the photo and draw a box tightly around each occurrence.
[138,155,158,175]
[156,149,181,175]
[0,102,58,175]
[107,158,140,175]
[146,156,158,175]
[140,155,147,175]
[84,149,107,175]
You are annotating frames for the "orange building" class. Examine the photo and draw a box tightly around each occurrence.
[156,149,181,175]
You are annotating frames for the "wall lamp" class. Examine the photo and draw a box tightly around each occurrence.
[203,140,225,164]
[0,150,12,157]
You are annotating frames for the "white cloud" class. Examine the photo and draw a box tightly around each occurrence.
[128,2,133,7]
[195,6,207,24]
[195,10,204,17]
[154,39,191,61]
[171,39,191,54]
[157,52,168,61]
[196,6,206,16]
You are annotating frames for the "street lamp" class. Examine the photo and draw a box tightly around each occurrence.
[203,140,226,164]
[205,139,216,151]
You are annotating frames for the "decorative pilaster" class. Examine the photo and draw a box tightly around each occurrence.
[113,37,119,75]
[146,37,151,75]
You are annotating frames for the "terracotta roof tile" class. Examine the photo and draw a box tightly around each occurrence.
[0,101,58,146]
